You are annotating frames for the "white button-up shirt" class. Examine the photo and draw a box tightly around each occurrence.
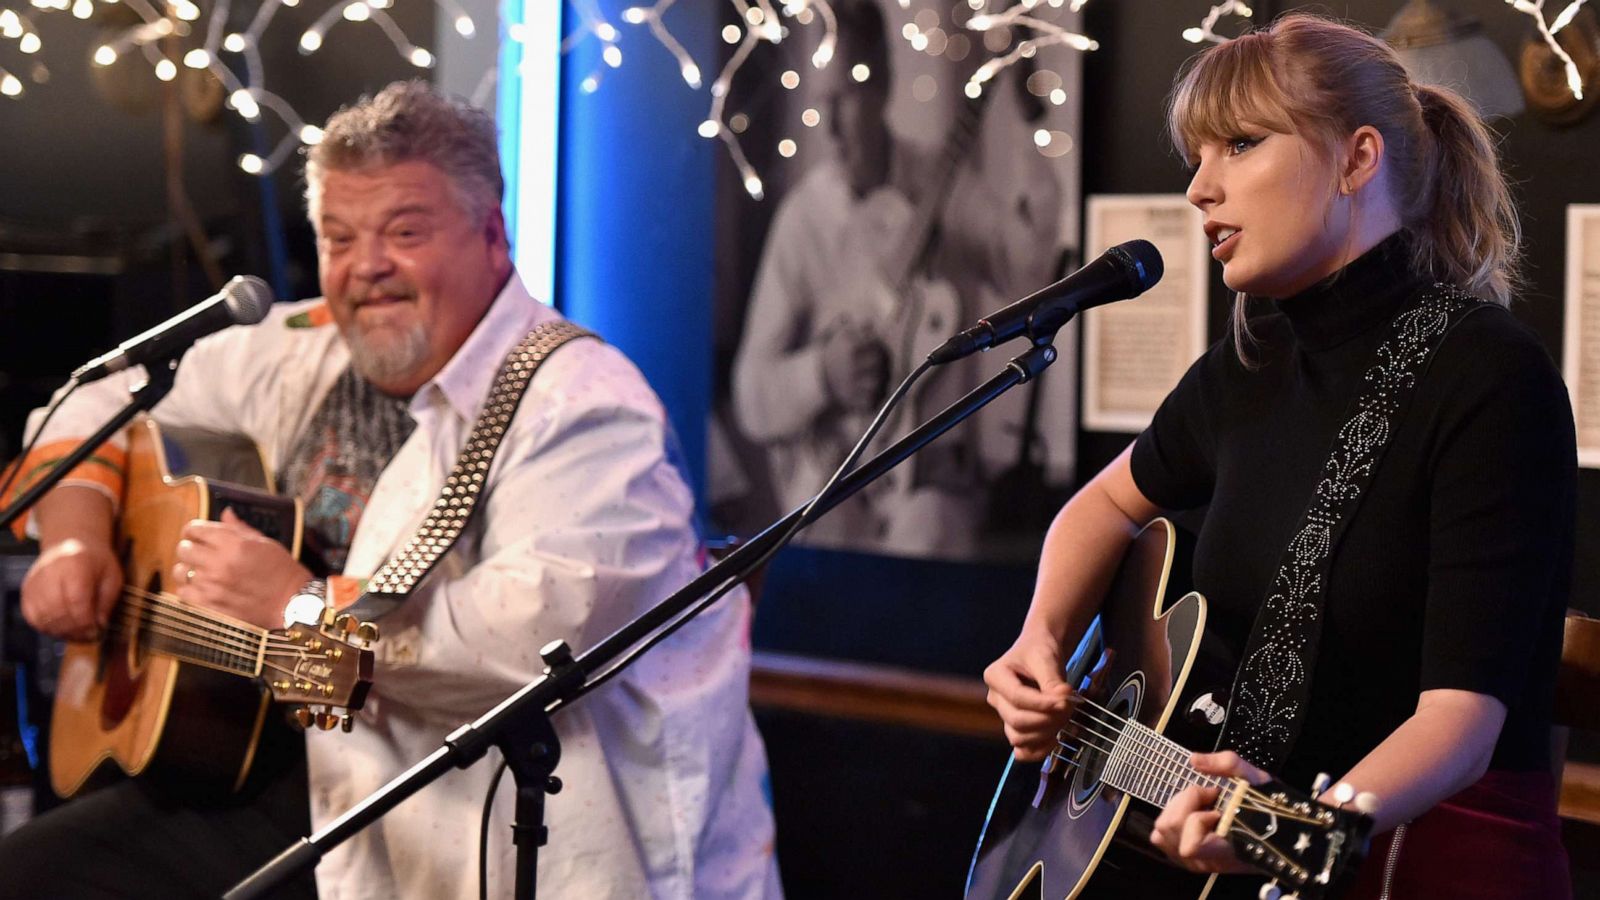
[25,273,782,899]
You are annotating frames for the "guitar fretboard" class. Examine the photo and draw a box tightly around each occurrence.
[118,592,266,678]
[1101,717,1231,809]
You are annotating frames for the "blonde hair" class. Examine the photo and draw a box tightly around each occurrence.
[1166,13,1521,356]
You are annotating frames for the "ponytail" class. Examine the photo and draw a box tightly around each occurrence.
[1408,83,1521,307]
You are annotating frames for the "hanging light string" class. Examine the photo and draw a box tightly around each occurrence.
[623,0,702,88]
[1509,0,1587,99]
[964,0,1096,99]
[0,7,45,97]
[1182,0,1252,44]
[562,0,623,94]
[3,0,463,171]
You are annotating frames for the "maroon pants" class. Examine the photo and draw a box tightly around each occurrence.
[1344,769,1570,899]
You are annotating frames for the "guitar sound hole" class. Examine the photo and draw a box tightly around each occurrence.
[1067,673,1143,815]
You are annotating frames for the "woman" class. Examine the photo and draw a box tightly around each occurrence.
[984,13,1574,898]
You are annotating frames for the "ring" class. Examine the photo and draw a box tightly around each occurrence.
[185,568,196,584]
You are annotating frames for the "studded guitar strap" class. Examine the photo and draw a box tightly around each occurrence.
[1217,284,1485,771]
[346,319,595,618]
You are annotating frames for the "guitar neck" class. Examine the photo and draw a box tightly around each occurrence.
[886,94,987,288]
[117,592,266,679]
[1098,716,1232,810]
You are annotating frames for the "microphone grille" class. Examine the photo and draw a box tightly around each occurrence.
[1110,239,1164,293]
[223,275,275,325]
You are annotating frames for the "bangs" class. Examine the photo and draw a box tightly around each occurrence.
[1168,33,1298,161]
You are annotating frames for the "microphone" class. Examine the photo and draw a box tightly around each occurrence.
[71,275,274,384]
[927,239,1163,364]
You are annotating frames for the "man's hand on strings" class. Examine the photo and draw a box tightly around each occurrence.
[1149,750,1270,874]
[171,507,311,630]
[20,486,122,642]
[22,537,122,642]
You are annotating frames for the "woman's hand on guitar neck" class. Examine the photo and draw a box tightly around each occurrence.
[170,507,312,630]
[1149,750,1270,875]
[984,628,1076,762]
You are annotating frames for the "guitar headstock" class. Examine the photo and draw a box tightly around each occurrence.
[1218,773,1375,900]
[264,613,377,732]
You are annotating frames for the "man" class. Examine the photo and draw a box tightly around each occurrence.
[0,81,780,899]
[729,0,1065,559]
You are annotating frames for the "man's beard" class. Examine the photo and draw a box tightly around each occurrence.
[345,319,430,389]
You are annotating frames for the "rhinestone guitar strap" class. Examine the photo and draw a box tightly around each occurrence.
[348,320,595,618]
[1218,285,1484,771]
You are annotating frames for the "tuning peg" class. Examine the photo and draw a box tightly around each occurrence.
[292,707,313,730]
[1311,772,1331,796]
[340,714,354,733]
[1330,782,1356,807]
[357,621,380,643]
[334,614,358,635]
[1354,791,1380,815]
[316,711,340,730]
[1258,882,1283,900]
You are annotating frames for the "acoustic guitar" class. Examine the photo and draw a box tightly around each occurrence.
[48,417,374,798]
[966,519,1374,900]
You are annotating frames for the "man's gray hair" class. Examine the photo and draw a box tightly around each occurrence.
[304,80,503,222]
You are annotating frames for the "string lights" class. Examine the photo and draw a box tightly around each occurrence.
[1182,0,1252,44]
[18,0,1577,189]
[0,0,458,169]
[1508,0,1587,99]
[0,7,46,98]
[555,0,1096,198]
[963,0,1096,98]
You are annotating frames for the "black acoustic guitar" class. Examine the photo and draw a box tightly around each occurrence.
[966,519,1374,900]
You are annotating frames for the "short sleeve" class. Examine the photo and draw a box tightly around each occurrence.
[1418,309,1576,704]
[1130,339,1226,512]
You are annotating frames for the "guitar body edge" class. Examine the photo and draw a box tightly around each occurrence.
[967,519,1235,900]
[47,419,278,797]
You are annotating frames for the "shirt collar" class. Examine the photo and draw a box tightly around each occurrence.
[409,270,560,422]
[1272,231,1428,353]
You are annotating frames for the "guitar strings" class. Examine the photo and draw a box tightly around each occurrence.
[120,584,264,644]
[1051,698,1325,823]
[101,615,331,687]
[112,591,261,660]
[119,584,318,654]
[111,586,343,673]
[104,605,343,688]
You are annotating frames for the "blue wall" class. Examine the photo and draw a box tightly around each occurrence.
[555,11,718,504]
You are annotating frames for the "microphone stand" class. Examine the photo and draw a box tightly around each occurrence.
[226,339,1061,900]
[0,360,180,532]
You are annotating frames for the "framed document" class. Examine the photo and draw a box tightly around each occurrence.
[1563,204,1600,468]
[1082,194,1209,432]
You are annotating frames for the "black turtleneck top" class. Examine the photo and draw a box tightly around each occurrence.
[1130,234,1576,787]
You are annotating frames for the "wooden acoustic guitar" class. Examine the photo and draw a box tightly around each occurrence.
[48,417,374,798]
[966,519,1375,900]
